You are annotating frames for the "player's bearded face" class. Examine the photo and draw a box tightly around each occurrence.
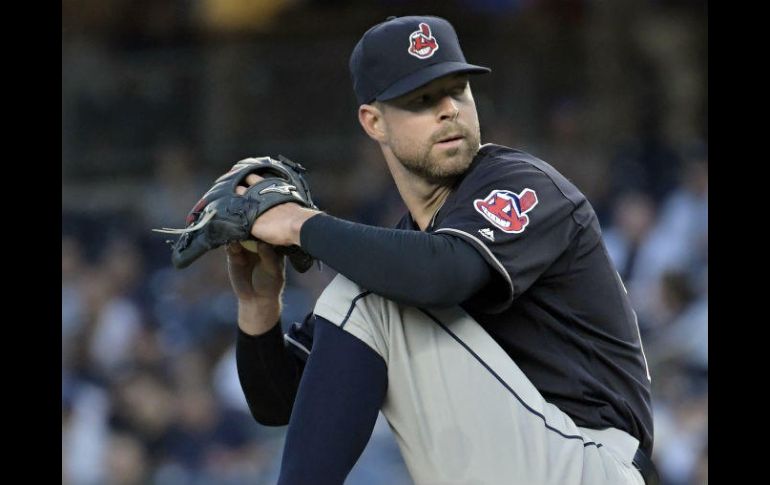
[382,76,481,184]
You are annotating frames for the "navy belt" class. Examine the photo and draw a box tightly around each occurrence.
[632,448,660,485]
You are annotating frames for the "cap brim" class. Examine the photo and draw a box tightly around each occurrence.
[375,62,491,103]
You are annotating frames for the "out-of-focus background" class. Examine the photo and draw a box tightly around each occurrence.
[62,1,707,484]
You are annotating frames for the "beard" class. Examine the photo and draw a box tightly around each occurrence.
[391,121,481,185]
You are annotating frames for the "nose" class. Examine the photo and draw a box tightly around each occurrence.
[437,95,459,122]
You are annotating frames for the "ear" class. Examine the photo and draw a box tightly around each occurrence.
[358,104,387,143]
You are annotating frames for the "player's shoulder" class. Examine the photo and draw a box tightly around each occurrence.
[462,143,587,208]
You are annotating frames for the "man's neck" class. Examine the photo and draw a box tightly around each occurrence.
[383,153,455,231]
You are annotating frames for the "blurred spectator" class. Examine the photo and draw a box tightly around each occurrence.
[108,369,177,462]
[164,386,222,469]
[212,344,251,414]
[160,384,271,482]
[148,250,238,356]
[647,141,708,290]
[602,191,656,283]
[603,141,708,332]
[87,238,148,379]
[130,324,169,374]
[105,432,151,485]
[647,270,708,376]
[652,388,708,485]
[63,383,111,485]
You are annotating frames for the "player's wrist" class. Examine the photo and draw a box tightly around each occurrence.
[249,204,321,247]
[290,207,322,246]
[237,298,281,336]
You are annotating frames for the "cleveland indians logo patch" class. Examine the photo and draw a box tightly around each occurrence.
[473,188,539,234]
[408,23,439,59]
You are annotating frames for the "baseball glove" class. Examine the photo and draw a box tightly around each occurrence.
[153,155,318,272]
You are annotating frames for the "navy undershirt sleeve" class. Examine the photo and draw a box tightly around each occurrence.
[235,323,304,426]
[278,317,387,485]
[300,213,492,307]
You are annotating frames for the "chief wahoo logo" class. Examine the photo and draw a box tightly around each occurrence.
[473,188,539,234]
[408,23,439,59]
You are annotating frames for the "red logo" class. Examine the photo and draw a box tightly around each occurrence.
[408,23,439,59]
[473,189,539,234]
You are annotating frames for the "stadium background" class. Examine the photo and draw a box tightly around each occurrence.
[62,1,707,483]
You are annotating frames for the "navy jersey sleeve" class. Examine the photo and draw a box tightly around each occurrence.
[433,148,585,313]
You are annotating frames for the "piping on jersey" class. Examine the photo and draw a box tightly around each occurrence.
[340,290,373,329]
[429,193,451,229]
[283,334,311,356]
[418,307,603,449]
[433,227,515,299]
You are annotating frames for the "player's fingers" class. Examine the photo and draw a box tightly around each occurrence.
[225,242,242,254]
[226,242,260,269]
[235,185,247,195]
[257,241,277,259]
[245,174,263,186]
[225,242,244,262]
[258,242,286,270]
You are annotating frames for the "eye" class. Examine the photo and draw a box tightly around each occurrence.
[408,93,431,108]
[450,84,467,97]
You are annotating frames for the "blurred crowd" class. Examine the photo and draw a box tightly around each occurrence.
[63,1,707,484]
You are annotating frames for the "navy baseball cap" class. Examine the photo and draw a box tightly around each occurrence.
[350,16,491,105]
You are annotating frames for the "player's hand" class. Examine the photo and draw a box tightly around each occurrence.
[236,174,320,247]
[226,241,285,334]
[226,240,285,301]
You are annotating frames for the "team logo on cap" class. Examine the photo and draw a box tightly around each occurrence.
[473,188,538,234]
[408,23,439,59]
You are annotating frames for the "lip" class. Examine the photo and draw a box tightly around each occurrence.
[436,134,465,146]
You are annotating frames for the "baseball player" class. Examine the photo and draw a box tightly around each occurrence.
[179,15,658,485]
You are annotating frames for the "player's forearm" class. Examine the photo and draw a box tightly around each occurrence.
[299,213,492,307]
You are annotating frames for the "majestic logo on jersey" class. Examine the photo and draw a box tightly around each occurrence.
[473,188,538,234]
[408,23,439,59]
[478,228,495,242]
